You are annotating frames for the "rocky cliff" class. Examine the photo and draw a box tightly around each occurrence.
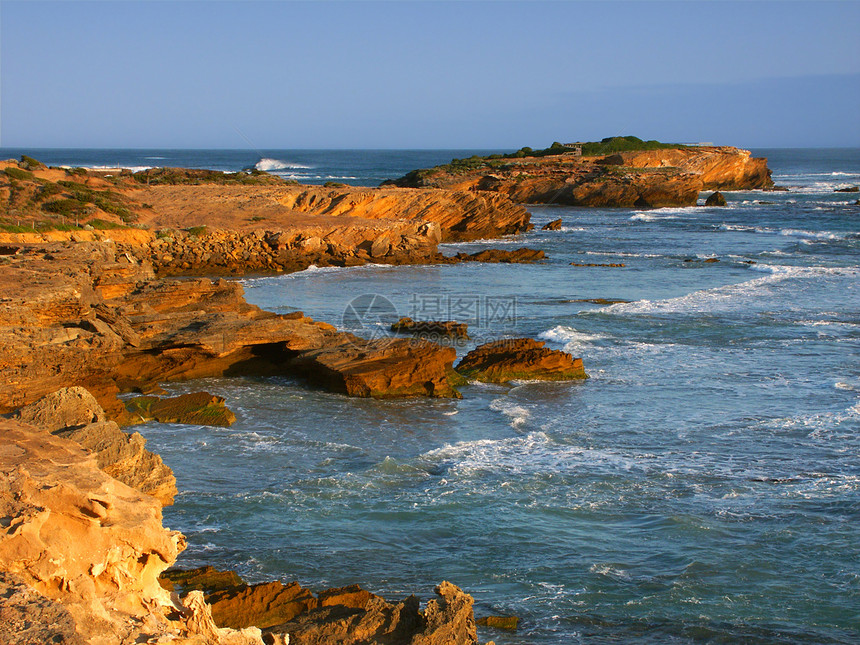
[0,420,268,644]
[388,145,773,208]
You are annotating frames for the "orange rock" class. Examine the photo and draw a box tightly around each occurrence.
[456,338,588,383]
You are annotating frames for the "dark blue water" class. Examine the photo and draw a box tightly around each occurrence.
[44,147,856,643]
[0,147,505,186]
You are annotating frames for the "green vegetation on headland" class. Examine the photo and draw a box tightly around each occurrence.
[400,136,688,180]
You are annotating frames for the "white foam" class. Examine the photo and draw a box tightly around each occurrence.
[489,398,530,429]
[538,325,603,354]
[607,264,859,315]
[630,212,679,222]
[255,158,313,171]
[423,431,642,478]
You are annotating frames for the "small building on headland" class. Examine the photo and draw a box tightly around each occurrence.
[562,143,583,156]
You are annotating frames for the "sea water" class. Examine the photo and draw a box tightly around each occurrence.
[9,147,857,643]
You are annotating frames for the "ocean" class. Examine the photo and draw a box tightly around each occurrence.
[6,147,858,643]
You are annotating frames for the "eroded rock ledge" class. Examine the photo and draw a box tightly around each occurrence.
[0,243,465,423]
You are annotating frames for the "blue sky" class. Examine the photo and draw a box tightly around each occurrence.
[2,1,858,149]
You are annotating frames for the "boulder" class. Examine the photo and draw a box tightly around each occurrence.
[11,386,105,430]
[290,337,461,398]
[705,191,727,206]
[541,218,562,231]
[456,338,588,383]
[834,186,859,192]
[125,391,237,427]
[391,317,469,339]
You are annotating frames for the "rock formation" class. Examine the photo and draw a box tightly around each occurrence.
[1,161,532,276]
[391,317,469,339]
[0,243,467,423]
[541,218,563,231]
[454,248,545,264]
[266,581,477,645]
[456,338,588,383]
[705,191,727,206]
[389,145,773,208]
[289,336,461,399]
[11,387,177,506]
[125,392,237,427]
[0,420,266,644]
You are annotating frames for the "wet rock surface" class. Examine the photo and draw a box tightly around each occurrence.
[456,338,588,383]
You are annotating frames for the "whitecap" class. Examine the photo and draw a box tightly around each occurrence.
[255,157,313,171]
[489,398,530,429]
[538,325,603,354]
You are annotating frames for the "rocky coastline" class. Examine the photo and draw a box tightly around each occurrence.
[0,143,766,642]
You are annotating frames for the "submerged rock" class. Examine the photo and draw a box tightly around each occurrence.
[455,247,546,263]
[456,338,587,383]
[834,186,859,192]
[126,391,237,426]
[477,615,519,630]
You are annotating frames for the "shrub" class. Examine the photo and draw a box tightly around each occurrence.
[3,167,34,181]
[42,198,90,216]
[186,225,209,237]
[19,155,45,169]
[86,218,126,229]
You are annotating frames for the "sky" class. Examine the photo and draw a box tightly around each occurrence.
[1,0,859,149]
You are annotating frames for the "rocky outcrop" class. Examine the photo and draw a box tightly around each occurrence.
[390,146,773,208]
[125,392,237,427]
[705,191,727,206]
[541,218,562,231]
[0,420,266,644]
[267,581,477,645]
[456,338,588,383]
[159,566,480,645]
[289,336,461,399]
[11,387,177,506]
[455,248,546,264]
[391,317,469,339]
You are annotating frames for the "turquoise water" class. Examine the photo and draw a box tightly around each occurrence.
[130,149,859,643]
